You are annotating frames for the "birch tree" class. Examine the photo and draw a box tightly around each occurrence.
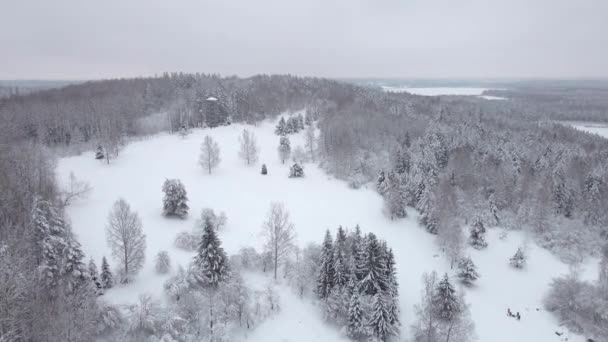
[106,198,146,283]
[261,202,296,280]
[238,129,259,165]
[199,135,221,174]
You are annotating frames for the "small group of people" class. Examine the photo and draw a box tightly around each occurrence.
[507,308,521,320]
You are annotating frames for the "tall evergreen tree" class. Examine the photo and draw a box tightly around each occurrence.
[456,256,479,286]
[368,293,393,342]
[193,216,229,289]
[351,225,366,282]
[386,171,407,220]
[432,273,460,322]
[488,193,500,226]
[347,291,365,339]
[88,258,101,290]
[317,230,335,299]
[100,256,114,289]
[334,226,350,288]
[274,117,287,136]
[360,233,388,296]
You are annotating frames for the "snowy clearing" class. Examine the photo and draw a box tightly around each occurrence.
[382,86,507,100]
[57,117,586,342]
[567,122,608,139]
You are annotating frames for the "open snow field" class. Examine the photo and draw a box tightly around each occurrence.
[57,116,587,342]
[568,122,608,139]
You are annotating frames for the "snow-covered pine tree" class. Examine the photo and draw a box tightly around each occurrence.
[33,199,66,289]
[392,149,410,175]
[368,292,394,342]
[360,233,388,296]
[386,171,406,220]
[101,256,114,289]
[351,225,366,282]
[384,248,400,329]
[376,170,389,196]
[456,256,479,286]
[317,230,335,299]
[95,145,105,160]
[509,247,526,269]
[347,291,365,339]
[334,226,350,288]
[161,179,189,218]
[261,163,268,175]
[193,215,229,289]
[552,167,574,218]
[274,117,287,136]
[278,136,291,164]
[432,273,460,322]
[469,216,488,249]
[289,162,304,178]
[599,243,608,292]
[304,111,314,126]
[488,193,500,226]
[62,237,91,293]
[155,251,171,274]
[89,258,102,290]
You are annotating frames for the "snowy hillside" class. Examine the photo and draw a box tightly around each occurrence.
[57,116,590,342]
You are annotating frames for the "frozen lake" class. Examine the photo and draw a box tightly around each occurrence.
[568,122,608,139]
[382,86,507,100]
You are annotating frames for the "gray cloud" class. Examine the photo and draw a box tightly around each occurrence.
[1,0,607,79]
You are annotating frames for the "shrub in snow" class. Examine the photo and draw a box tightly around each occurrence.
[457,256,479,286]
[96,301,124,336]
[510,247,526,268]
[261,163,267,175]
[289,163,304,178]
[95,145,105,160]
[161,179,189,218]
[291,146,307,163]
[174,231,198,251]
[199,208,228,231]
[155,251,171,274]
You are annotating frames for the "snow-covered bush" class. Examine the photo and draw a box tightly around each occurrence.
[457,256,479,286]
[96,301,125,336]
[469,216,488,249]
[289,163,304,178]
[509,247,526,268]
[155,251,171,274]
[173,231,198,251]
[161,179,189,218]
[199,207,228,231]
[261,163,268,175]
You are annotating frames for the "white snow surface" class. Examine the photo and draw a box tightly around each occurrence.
[569,122,608,139]
[57,116,587,342]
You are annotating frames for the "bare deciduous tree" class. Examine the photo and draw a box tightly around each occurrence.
[261,202,296,280]
[106,198,146,283]
[60,172,92,207]
[199,135,221,174]
[238,129,259,165]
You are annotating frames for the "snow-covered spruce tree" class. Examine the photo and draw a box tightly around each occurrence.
[552,167,574,218]
[305,124,316,162]
[106,198,147,283]
[297,113,305,131]
[161,179,189,218]
[193,215,229,288]
[347,290,365,339]
[456,256,479,286]
[368,292,394,342]
[392,148,410,175]
[468,216,487,249]
[432,273,460,322]
[238,128,259,165]
[351,225,366,282]
[155,251,171,274]
[385,248,400,329]
[278,136,291,164]
[600,243,608,292]
[199,135,221,174]
[289,162,304,178]
[386,171,407,220]
[62,237,91,292]
[275,117,287,135]
[100,256,114,289]
[261,163,268,175]
[95,145,105,160]
[376,170,389,196]
[360,233,388,296]
[89,258,102,291]
[317,229,335,300]
[509,247,526,269]
[334,226,350,288]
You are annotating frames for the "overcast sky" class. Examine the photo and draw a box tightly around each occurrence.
[1,0,607,80]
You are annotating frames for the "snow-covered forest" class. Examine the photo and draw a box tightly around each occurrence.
[1,74,608,342]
